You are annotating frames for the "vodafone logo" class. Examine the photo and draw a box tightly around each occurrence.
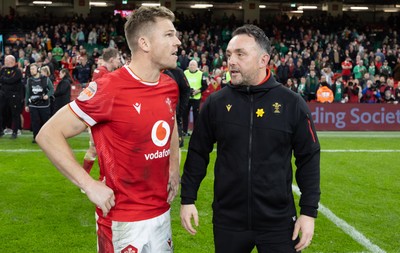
[151,120,170,147]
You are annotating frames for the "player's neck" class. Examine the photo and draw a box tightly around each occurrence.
[127,61,160,83]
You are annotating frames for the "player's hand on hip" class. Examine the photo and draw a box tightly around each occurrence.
[84,179,115,217]
[180,204,199,235]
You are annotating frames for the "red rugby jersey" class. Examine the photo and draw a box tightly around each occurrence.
[92,65,110,81]
[69,65,178,221]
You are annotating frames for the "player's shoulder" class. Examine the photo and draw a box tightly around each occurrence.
[97,67,127,83]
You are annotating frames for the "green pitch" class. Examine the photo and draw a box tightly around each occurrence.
[0,131,399,252]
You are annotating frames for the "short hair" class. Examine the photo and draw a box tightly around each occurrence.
[30,63,39,70]
[124,6,175,53]
[232,24,271,55]
[102,48,119,62]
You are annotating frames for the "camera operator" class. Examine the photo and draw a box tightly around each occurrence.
[0,55,23,139]
[361,80,381,103]
[25,63,54,143]
[344,80,361,103]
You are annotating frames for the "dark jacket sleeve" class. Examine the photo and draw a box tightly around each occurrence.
[200,73,208,93]
[170,68,190,119]
[292,95,321,218]
[181,96,215,204]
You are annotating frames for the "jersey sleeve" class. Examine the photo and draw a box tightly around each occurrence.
[69,79,114,126]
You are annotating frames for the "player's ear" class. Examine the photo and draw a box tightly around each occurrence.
[259,53,270,69]
[138,36,151,53]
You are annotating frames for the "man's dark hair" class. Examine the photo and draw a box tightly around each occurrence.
[102,48,119,62]
[232,24,271,55]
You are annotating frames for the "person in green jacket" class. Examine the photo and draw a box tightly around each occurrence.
[52,43,64,70]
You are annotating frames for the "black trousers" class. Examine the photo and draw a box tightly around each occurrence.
[213,226,300,253]
[0,92,22,134]
[29,106,51,139]
[183,98,200,133]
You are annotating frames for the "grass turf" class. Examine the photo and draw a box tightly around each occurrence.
[0,131,399,252]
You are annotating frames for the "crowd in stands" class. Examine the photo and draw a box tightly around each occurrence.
[1,9,400,107]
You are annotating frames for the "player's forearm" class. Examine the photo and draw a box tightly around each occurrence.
[36,108,94,191]
[37,126,94,190]
[169,119,180,173]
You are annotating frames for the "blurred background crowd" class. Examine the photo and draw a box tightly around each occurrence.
[1,6,400,137]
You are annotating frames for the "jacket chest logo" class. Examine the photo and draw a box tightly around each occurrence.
[226,104,232,112]
[272,102,282,114]
[256,108,265,118]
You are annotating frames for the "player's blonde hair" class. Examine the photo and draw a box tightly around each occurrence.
[124,6,175,54]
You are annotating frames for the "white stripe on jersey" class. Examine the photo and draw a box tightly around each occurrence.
[70,100,97,126]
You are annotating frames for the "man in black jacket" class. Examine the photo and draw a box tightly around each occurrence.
[0,55,23,139]
[163,67,191,149]
[180,25,321,253]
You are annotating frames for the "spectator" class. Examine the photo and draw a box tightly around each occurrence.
[353,60,367,82]
[316,81,334,103]
[379,60,392,79]
[393,57,400,82]
[183,60,208,135]
[40,65,56,115]
[293,58,306,82]
[52,43,64,68]
[344,80,361,103]
[395,85,400,103]
[305,69,319,101]
[178,49,190,70]
[297,76,308,101]
[25,63,54,143]
[382,89,396,104]
[88,27,98,45]
[361,80,380,103]
[201,68,222,104]
[53,68,72,113]
[74,56,91,87]
[276,58,289,84]
[368,60,376,77]
[320,65,334,87]
[331,76,345,103]
[43,53,57,81]
[0,55,23,139]
[77,27,85,47]
[285,78,297,92]
[211,52,223,70]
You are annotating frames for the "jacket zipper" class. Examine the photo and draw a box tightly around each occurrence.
[248,88,254,229]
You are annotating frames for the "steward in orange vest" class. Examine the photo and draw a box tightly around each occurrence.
[316,83,334,103]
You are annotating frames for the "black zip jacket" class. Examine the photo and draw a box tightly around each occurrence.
[181,72,320,231]
[0,66,23,94]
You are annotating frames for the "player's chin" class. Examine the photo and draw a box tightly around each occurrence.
[230,77,243,86]
[164,61,177,69]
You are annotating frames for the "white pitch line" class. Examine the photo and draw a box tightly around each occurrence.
[292,185,386,253]
[322,150,400,153]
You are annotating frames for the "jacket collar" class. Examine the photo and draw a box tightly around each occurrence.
[227,69,281,94]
